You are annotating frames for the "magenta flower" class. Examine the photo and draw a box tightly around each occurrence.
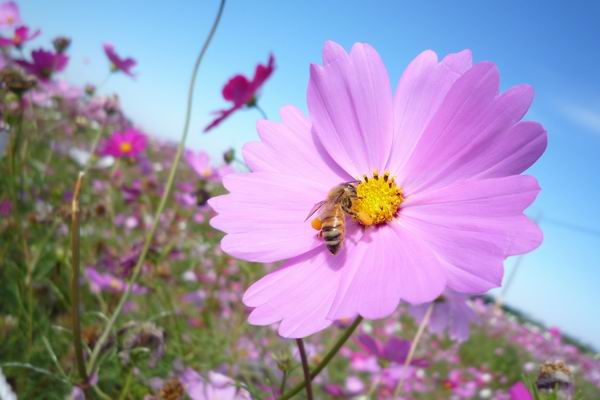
[204,54,275,132]
[509,382,533,400]
[0,1,20,28]
[0,199,10,216]
[0,26,40,48]
[16,48,68,82]
[209,42,546,338]
[103,43,136,77]
[100,128,147,158]
[409,290,479,342]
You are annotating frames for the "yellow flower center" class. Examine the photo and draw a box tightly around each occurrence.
[119,142,132,154]
[352,170,403,226]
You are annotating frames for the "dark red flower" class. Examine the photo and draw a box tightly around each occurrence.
[204,54,274,132]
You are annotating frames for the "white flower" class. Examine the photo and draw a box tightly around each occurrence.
[0,368,17,400]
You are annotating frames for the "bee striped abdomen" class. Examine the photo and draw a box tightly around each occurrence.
[321,208,345,255]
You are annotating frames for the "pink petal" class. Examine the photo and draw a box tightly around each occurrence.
[208,172,327,263]
[387,49,472,173]
[244,248,340,338]
[307,41,394,177]
[428,303,450,334]
[328,225,447,319]
[473,121,547,178]
[398,61,544,193]
[243,105,349,184]
[401,175,542,293]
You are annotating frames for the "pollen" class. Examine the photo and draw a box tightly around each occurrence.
[310,217,322,231]
[352,170,403,226]
[119,141,132,154]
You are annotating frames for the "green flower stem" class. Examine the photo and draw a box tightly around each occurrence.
[85,0,227,376]
[278,316,363,400]
[70,172,88,386]
[253,103,268,119]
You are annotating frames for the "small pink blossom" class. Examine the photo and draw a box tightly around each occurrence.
[180,369,250,400]
[0,1,20,28]
[409,290,479,342]
[185,150,212,178]
[85,267,147,295]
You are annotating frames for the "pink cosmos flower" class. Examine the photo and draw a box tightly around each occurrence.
[0,26,40,48]
[185,150,213,178]
[16,48,68,82]
[101,128,147,158]
[0,1,20,28]
[180,369,251,400]
[209,41,547,338]
[409,290,479,342]
[103,43,136,77]
[204,54,275,132]
[186,149,234,183]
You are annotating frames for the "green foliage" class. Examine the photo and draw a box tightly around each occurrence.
[458,330,530,387]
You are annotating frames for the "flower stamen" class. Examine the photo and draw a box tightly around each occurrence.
[352,170,403,226]
[119,142,132,154]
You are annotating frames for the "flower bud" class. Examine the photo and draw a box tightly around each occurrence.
[52,36,71,53]
[223,148,235,164]
[84,84,96,97]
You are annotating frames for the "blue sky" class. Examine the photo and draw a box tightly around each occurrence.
[19,1,600,348]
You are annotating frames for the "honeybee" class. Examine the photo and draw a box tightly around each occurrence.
[305,182,359,255]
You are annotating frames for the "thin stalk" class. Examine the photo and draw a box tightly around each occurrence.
[86,0,227,375]
[118,368,133,400]
[392,302,434,399]
[82,123,108,174]
[278,316,363,400]
[295,339,313,400]
[253,103,268,119]
[70,172,88,386]
[95,71,112,94]
[279,370,288,396]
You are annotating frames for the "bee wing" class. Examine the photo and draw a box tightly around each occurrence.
[304,200,327,222]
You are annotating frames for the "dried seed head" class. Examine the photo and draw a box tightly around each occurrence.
[119,321,165,368]
[158,379,184,400]
[536,360,574,399]
[0,67,37,95]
